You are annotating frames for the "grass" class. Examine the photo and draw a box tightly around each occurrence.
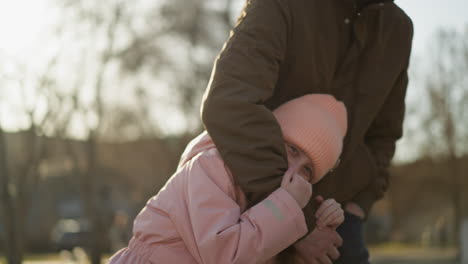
[0,253,61,264]
[0,245,459,264]
[369,243,458,264]
[0,253,110,263]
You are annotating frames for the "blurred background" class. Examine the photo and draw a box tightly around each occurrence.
[0,0,467,263]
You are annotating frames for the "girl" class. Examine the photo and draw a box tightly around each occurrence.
[109,94,347,263]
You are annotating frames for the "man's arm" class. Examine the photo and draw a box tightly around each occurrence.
[201,0,291,203]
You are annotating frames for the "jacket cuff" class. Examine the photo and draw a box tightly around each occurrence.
[271,187,308,235]
[351,189,376,218]
[249,187,308,245]
[238,187,307,261]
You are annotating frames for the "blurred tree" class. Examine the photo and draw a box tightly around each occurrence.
[50,0,237,262]
[55,0,237,135]
[82,4,121,263]
[419,26,468,259]
[54,2,124,263]
[0,59,59,264]
[158,0,233,121]
[1,0,238,262]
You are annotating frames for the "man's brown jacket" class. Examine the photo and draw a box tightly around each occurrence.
[201,0,413,229]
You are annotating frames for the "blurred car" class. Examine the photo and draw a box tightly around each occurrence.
[50,218,92,251]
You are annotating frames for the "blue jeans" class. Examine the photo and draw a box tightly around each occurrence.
[334,212,370,264]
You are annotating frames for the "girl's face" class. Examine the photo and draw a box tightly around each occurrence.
[285,142,316,183]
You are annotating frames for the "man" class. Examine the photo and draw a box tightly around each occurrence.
[201,0,413,263]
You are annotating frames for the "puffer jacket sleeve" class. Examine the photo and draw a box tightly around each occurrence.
[183,152,307,264]
[200,0,291,205]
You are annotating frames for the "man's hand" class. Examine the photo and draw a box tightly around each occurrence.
[344,202,365,219]
[294,227,343,264]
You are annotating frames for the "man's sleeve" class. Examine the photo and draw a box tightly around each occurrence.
[352,19,414,214]
[201,0,291,203]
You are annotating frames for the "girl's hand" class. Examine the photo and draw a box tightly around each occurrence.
[281,169,312,209]
[315,196,344,229]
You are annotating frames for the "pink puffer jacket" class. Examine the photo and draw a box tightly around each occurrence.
[109,132,308,264]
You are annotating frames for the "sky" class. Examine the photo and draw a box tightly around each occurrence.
[0,0,467,162]
[396,0,468,56]
[3,0,467,58]
[393,0,468,162]
[0,0,56,62]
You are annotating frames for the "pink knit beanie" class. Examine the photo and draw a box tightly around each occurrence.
[273,94,348,182]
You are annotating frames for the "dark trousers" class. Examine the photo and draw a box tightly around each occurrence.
[334,212,370,264]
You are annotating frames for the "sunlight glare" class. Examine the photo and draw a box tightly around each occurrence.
[0,0,51,56]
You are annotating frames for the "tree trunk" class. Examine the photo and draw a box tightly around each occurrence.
[445,114,462,260]
[0,129,23,264]
[450,154,462,261]
[80,134,112,264]
[82,135,101,264]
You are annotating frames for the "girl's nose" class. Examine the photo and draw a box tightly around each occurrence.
[287,162,301,172]
[298,155,310,166]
